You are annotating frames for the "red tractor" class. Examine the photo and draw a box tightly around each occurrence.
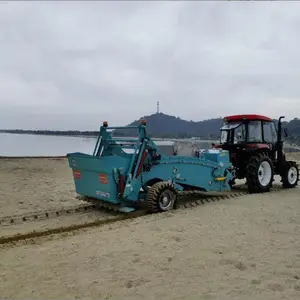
[215,114,299,193]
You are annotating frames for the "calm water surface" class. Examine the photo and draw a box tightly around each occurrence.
[0,133,99,156]
[0,133,216,157]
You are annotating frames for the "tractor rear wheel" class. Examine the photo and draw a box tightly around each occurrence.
[146,181,178,213]
[245,153,274,194]
[281,161,299,188]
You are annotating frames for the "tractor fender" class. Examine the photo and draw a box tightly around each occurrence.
[246,145,272,158]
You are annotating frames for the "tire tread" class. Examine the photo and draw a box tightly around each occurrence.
[281,161,299,188]
[245,152,274,194]
[146,181,178,213]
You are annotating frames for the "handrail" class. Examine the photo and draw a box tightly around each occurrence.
[104,126,140,130]
[108,139,141,143]
[93,136,102,156]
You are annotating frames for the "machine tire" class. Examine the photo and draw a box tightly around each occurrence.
[281,161,299,188]
[245,153,274,194]
[146,181,178,213]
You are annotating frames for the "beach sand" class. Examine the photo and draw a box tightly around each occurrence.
[0,157,78,218]
[0,188,300,299]
[1,153,299,218]
[0,155,300,299]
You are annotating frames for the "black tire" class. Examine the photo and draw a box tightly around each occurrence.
[281,161,299,188]
[146,181,178,213]
[245,153,274,194]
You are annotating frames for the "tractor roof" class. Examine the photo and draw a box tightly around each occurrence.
[224,114,272,122]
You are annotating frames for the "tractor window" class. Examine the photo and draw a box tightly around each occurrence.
[248,121,263,142]
[220,122,246,144]
[270,122,277,141]
[220,122,243,144]
[220,130,228,144]
[233,124,246,143]
[263,122,277,143]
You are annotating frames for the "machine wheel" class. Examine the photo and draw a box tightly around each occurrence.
[245,153,274,194]
[146,181,178,213]
[281,161,299,188]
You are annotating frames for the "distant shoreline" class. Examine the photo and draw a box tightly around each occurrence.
[1,130,300,150]
[0,130,205,140]
[0,130,98,138]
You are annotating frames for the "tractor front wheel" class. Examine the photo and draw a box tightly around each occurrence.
[281,161,299,188]
[146,181,178,213]
[245,153,274,194]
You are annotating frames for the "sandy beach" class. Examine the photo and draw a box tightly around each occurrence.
[0,155,300,299]
[0,157,78,218]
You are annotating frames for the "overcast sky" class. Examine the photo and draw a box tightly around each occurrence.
[0,1,300,130]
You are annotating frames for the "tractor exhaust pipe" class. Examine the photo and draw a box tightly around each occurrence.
[277,116,285,172]
[277,116,285,143]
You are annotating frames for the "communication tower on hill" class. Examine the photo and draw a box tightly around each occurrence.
[156,101,160,114]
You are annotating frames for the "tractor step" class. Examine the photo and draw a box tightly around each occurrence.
[118,207,136,213]
[76,196,137,214]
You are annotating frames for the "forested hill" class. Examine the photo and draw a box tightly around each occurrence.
[1,113,300,144]
[114,113,300,140]
[115,113,223,138]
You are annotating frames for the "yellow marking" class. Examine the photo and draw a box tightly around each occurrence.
[215,177,226,181]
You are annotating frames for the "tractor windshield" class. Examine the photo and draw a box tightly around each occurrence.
[220,122,246,144]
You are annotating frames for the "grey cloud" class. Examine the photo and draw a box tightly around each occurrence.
[0,1,300,130]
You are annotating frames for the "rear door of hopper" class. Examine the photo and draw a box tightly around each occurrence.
[67,153,130,204]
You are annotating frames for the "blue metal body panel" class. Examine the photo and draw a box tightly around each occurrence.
[141,153,232,193]
[67,152,131,204]
[67,123,233,210]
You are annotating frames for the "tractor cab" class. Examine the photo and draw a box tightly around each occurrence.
[220,115,278,147]
[213,114,298,194]
[217,114,285,182]
[218,114,278,167]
